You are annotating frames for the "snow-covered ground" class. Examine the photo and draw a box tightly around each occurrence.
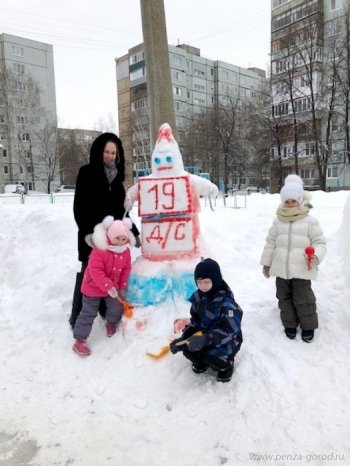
[0,190,349,466]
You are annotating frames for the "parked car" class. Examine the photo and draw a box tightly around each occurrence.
[55,185,75,193]
[4,184,26,194]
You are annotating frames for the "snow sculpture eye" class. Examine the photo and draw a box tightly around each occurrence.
[154,156,161,164]
[165,155,173,163]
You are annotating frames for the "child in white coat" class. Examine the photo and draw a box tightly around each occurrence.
[260,175,327,342]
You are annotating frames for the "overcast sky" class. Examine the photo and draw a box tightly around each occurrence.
[2,0,271,130]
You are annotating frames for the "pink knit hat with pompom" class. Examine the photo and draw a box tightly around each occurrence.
[102,216,135,245]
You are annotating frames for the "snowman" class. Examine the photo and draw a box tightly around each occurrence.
[125,123,219,305]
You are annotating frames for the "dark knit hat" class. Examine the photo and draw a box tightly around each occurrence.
[194,258,223,290]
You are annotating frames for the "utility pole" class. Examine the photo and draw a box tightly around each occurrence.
[140,0,176,146]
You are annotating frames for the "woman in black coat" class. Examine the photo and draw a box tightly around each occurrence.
[69,132,139,328]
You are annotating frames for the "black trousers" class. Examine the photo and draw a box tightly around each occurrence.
[69,261,106,328]
[276,277,318,330]
[182,346,233,371]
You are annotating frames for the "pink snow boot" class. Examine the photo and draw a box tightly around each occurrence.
[106,322,117,337]
[73,339,91,356]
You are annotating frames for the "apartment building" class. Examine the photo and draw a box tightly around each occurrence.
[270,0,350,191]
[0,33,58,192]
[116,43,267,188]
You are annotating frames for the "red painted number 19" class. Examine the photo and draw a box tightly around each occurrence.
[147,182,175,211]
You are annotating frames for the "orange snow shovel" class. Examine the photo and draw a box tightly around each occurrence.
[115,296,134,318]
[146,331,203,359]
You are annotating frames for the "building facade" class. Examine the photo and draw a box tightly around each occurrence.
[270,0,350,191]
[0,33,58,192]
[116,43,267,188]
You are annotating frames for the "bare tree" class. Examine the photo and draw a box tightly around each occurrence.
[57,129,101,185]
[93,113,117,133]
[181,112,217,179]
[335,1,350,164]
[130,109,151,173]
[35,119,60,193]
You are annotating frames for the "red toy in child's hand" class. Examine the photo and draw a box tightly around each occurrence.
[305,246,315,271]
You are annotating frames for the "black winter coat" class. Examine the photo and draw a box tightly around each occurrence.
[73,132,139,262]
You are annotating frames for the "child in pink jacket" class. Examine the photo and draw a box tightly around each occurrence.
[73,216,135,356]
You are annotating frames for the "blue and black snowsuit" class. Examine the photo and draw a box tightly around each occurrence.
[181,280,243,370]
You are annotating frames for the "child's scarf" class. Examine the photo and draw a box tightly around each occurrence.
[276,204,309,222]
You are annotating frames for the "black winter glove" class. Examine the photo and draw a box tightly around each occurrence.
[169,337,187,354]
[187,334,209,352]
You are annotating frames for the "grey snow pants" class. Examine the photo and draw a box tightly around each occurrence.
[73,295,123,340]
[276,277,318,330]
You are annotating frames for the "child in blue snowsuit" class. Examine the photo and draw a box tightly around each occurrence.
[170,258,243,382]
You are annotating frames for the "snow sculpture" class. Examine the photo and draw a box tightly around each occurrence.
[125,123,218,305]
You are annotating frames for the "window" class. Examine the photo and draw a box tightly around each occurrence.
[175,102,180,111]
[173,86,182,96]
[173,55,181,65]
[295,97,311,113]
[20,166,23,174]
[11,45,24,57]
[173,71,182,81]
[3,149,7,157]
[0,133,5,141]
[27,165,32,173]
[222,84,229,93]
[18,133,30,141]
[131,98,148,112]
[272,102,289,117]
[130,67,146,81]
[13,63,25,74]
[300,168,315,178]
[14,81,27,91]
[0,115,4,123]
[294,53,304,67]
[327,166,338,178]
[194,69,205,77]
[272,0,291,8]
[16,116,28,124]
[331,121,339,132]
[15,97,27,108]
[305,143,315,155]
[330,0,342,11]
[329,46,341,60]
[221,70,229,79]
[328,20,342,36]
[129,51,144,65]
[4,165,9,174]
[193,83,205,91]
[275,60,287,74]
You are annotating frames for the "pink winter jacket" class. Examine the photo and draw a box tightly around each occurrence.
[81,247,131,297]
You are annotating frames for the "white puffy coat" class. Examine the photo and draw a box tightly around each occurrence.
[260,214,327,280]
